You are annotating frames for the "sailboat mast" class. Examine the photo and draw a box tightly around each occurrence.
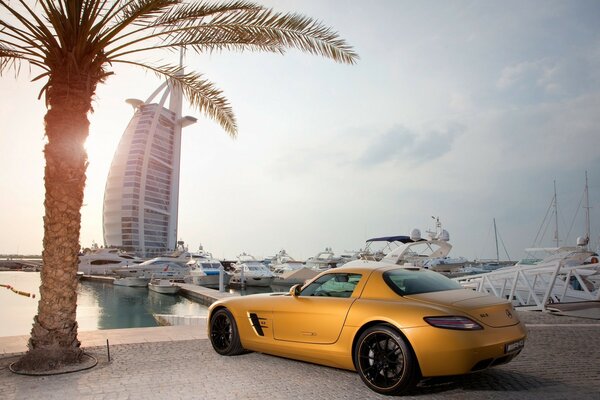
[493,218,500,263]
[553,180,559,247]
[584,171,591,244]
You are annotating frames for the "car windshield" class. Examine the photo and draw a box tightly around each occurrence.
[383,268,462,295]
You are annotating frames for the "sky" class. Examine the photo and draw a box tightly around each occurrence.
[1,0,599,262]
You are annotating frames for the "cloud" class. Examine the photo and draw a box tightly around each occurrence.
[496,59,559,92]
[358,123,465,167]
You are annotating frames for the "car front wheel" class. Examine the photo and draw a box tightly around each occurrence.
[354,324,419,395]
[209,308,244,356]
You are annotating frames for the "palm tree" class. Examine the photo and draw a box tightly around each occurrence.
[0,0,357,371]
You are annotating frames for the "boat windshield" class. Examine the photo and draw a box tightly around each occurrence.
[383,269,461,296]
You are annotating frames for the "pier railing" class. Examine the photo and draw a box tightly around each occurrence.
[454,260,600,311]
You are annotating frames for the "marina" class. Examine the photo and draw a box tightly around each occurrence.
[1,214,599,340]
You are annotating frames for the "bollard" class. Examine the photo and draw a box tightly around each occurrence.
[219,265,225,292]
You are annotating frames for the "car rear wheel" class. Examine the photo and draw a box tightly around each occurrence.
[354,325,419,395]
[209,308,244,356]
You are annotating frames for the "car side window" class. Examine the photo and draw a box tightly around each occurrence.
[300,273,361,298]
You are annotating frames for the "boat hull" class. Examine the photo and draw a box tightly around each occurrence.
[149,284,180,294]
[113,277,150,287]
[185,272,230,288]
[230,275,275,287]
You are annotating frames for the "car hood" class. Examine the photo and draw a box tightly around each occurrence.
[408,289,521,328]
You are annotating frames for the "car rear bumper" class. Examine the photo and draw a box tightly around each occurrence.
[403,322,527,377]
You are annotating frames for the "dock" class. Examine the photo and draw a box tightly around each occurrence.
[80,274,239,307]
[176,282,238,306]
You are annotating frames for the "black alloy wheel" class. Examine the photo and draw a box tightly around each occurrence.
[209,308,244,356]
[354,325,419,395]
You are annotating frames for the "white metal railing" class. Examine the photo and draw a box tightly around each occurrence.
[454,261,600,311]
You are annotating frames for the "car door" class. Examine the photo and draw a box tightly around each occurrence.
[271,273,362,344]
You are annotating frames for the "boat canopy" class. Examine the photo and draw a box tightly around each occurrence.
[366,236,425,244]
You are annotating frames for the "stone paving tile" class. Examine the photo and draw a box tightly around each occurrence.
[1,310,599,399]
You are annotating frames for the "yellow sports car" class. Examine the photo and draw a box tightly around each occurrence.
[208,261,526,395]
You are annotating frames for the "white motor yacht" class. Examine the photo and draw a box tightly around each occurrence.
[268,249,317,287]
[272,267,319,287]
[304,248,343,271]
[229,253,275,287]
[78,246,143,275]
[364,218,464,274]
[269,249,305,273]
[184,245,230,288]
[148,278,180,294]
[113,244,198,279]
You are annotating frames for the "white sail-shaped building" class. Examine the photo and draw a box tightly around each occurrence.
[103,79,196,257]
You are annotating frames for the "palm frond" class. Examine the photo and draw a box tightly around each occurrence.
[153,0,263,27]
[0,26,47,61]
[198,8,359,64]
[114,60,237,136]
[0,43,21,73]
[105,3,358,65]
[117,0,180,26]
[1,0,357,134]
[108,36,284,59]
[93,0,178,56]
[0,0,58,52]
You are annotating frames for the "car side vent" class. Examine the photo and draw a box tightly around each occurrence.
[248,313,264,336]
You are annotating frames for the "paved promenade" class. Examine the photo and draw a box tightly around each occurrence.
[1,311,599,399]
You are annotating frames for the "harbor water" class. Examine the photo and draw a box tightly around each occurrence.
[0,271,208,337]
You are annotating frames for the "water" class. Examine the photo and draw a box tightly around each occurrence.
[0,271,208,337]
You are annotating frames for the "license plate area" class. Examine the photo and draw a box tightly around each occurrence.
[504,339,524,354]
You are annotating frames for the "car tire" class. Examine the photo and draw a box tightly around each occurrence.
[209,308,245,356]
[354,324,419,395]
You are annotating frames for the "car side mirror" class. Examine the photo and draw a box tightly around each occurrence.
[289,284,301,297]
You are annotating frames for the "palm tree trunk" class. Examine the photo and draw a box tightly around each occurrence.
[14,75,95,371]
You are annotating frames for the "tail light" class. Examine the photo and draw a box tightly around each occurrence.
[424,316,483,330]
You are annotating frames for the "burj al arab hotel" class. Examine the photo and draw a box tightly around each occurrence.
[102,78,196,257]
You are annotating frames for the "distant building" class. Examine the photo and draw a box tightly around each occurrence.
[102,78,196,257]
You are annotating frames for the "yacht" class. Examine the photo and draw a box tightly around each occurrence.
[268,249,318,287]
[184,245,230,288]
[304,248,343,271]
[229,253,275,287]
[272,266,319,287]
[365,218,465,274]
[112,249,192,280]
[78,246,143,275]
[148,278,180,294]
[268,249,305,273]
[421,256,468,273]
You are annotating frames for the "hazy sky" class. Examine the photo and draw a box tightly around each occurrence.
[1,0,599,261]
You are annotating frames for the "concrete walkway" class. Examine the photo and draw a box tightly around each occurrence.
[0,322,208,355]
[1,311,600,399]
